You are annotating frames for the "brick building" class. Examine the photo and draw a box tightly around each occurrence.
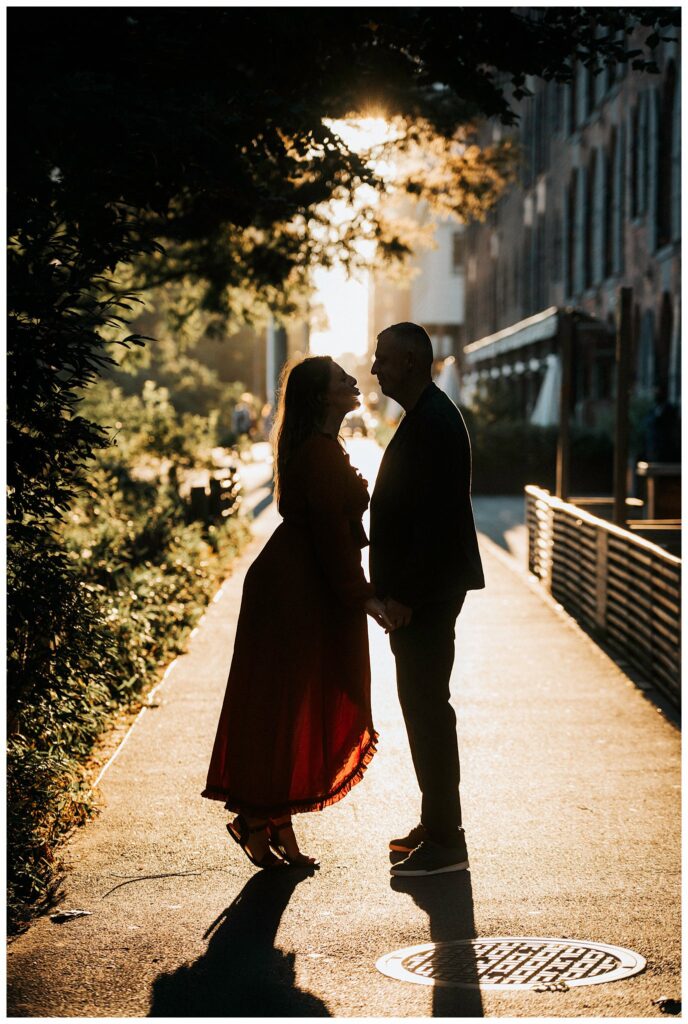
[462,25,681,432]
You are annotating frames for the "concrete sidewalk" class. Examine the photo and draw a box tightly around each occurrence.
[7,440,680,1018]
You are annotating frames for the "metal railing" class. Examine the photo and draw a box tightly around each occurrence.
[526,485,681,708]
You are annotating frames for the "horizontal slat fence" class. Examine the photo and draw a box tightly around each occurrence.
[525,485,681,708]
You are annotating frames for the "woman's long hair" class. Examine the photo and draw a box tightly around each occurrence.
[270,355,333,503]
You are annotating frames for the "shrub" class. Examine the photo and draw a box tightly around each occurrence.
[463,415,614,496]
[7,383,251,934]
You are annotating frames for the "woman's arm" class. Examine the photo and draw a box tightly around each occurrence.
[304,439,375,608]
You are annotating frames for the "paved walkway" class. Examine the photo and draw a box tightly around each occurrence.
[7,440,680,1018]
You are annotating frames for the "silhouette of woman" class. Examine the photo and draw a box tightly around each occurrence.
[202,356,391,868]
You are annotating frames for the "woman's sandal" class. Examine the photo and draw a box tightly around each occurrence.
[268,818,320,869]
[226,815,285,869]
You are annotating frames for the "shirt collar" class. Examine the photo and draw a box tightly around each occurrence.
[404,382,436,417]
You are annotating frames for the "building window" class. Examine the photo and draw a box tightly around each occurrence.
[584,64,595,119]
[657,291,673,394]
[522,97,534,189]
[575,63,587,125]
[536,213,547,310]
[592,147,605,285]
[651,290,675,397]
[552,209,563,284]
[606,26,626,90]
[553,82,564,133]
[638,92,649,216]
[671,64,681,243]
[637,310,656,395]
[594,24,609,107]
[657,61,677,249]
[489,262,498,334]
[565,169,577,297]
[613,123,625,274]
[533,87,549,177]
[629,104,639,218]
[451,231,464,274]
[575,165,586,293]
[567,66,578,135]
[668,299,681,404]
[604,130,616,277]
[584,151,596,289]
[617,21,629,79]
[523,226,533,314]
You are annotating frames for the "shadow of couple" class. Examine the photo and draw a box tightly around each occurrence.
[149,864,484,1017]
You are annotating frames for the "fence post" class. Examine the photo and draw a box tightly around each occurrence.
[613,287,633,525]
[595,527,609,635]
[555,310,573,500]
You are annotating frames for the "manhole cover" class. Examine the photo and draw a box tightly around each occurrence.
[376,937,646,990]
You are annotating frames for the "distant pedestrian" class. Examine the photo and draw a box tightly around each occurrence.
[202,356,392,869]
[232,398,253,437]
[370,322,485,876]
[259,401,274,440]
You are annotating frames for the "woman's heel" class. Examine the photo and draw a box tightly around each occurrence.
[268,818,320,868]
[227,815,285,869]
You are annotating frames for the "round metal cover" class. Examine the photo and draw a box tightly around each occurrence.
[376,937,646,990]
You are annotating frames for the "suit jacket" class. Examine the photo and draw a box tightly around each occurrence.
[369,382,485,609]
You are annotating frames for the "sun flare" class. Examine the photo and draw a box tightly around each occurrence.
[324,115,398,154]
[310,117,398,359]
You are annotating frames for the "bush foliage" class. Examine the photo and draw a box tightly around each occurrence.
[465,416,614,495]
[7,379,250,933]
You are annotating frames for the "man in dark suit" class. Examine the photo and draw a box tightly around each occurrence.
[370,322,485,876]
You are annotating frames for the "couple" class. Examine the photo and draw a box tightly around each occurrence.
[201,322,485,876]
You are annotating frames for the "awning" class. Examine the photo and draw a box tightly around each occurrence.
[464,307,559,366]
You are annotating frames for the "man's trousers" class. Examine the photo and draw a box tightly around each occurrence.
[389,593,466,847]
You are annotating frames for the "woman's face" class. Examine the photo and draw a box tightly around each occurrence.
[325,362,360,417]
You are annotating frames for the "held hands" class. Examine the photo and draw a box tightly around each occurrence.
[363,596,413,633]
[383,598,413,631]
[364,597,395,633]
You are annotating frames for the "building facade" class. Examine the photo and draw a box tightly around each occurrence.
[462,25,681,430]
[368,203,466,364]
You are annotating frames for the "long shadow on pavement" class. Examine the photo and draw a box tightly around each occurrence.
[390,870,484,1017]
[149,868,330,1017]
[471,495,525,556]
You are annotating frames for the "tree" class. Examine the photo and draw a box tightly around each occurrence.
[10,9,678,305]
[7,6,679,692]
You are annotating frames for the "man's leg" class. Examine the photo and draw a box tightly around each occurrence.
[390,595,465,847]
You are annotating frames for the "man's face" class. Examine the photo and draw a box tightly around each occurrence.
[371,333,407,400]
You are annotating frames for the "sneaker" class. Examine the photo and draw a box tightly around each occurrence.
[389,823,427,853]
[390,838,469,877]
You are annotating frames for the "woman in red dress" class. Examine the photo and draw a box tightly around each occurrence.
[202,356,391,868]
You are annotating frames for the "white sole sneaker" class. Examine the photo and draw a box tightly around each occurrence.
[390,859,469,877]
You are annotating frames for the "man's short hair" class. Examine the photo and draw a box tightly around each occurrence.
[378,322,433,369]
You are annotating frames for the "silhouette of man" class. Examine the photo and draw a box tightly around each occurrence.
[370,322,484,876]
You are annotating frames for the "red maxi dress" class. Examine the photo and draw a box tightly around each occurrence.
[201,433,378,817]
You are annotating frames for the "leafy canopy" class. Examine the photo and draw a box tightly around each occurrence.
[10,7,678,312]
